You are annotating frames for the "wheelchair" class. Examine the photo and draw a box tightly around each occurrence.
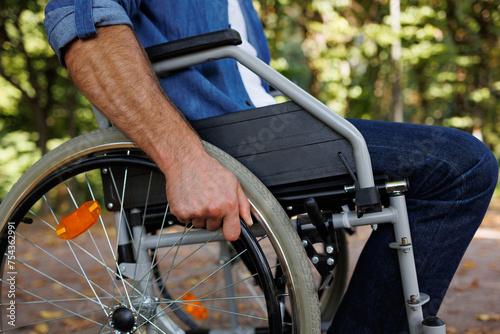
[0,29,446,333]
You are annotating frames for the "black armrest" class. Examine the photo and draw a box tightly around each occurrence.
[145,29,242,63]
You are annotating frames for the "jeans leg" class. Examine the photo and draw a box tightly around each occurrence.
[328,119,498,333]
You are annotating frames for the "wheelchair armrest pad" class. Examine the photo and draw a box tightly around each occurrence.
[145,29,242,63]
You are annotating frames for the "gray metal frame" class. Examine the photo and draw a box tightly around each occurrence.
[149,45,446,334]
[89,45,448,333]
[152,46,375,189]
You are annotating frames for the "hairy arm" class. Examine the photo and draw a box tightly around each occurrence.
[64,25,252,241]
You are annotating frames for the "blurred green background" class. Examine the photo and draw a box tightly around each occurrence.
[1,0,499,199]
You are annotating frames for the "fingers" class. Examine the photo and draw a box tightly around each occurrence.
[190,218,207,230]
[181,215,240,241]
[205,217,223,232]
[175,186,252,242]
[183,201,250,242]
[164,153,252,242]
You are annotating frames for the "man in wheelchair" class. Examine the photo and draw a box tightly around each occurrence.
[44,0,498,332]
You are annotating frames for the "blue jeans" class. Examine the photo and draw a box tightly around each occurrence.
[328,119,498,333]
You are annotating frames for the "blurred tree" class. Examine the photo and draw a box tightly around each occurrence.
[255,0,500,158]
[0,0,95,198]
[0,0,498,198]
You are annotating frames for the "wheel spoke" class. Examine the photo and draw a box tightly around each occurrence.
[11,233,120,302]
[108,164,135,310]
[0,278,109,330]
[84,172,125,301]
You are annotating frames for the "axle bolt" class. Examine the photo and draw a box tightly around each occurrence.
[110,307,136,333]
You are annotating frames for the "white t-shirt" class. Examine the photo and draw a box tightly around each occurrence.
[228,0,276,107]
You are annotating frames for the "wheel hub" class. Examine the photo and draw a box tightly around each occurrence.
[110,306,136,333]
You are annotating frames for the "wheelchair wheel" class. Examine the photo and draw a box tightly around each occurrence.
[0,128,319,333]
[319,228,349,327]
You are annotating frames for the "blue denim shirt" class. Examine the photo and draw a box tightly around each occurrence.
[44,0,271,120]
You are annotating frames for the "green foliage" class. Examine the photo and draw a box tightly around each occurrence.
[1,0,499,199]
[0,131,40,199]
[0,0,96,198]
[255,0,500,168]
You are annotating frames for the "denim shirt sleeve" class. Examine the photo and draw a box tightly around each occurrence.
[44,0,136,64]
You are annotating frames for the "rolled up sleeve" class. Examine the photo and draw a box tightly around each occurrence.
[44,0,134,64]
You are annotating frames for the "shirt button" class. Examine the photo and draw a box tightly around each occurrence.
[246,100,253,106]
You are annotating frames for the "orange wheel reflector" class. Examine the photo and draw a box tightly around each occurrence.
[56,201,101,239]
[181,292,209,320]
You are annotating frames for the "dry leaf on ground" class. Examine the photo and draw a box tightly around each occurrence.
[475,313,500,321]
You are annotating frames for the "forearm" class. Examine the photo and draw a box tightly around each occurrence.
[63,24,252,240]
[64,25,205,175]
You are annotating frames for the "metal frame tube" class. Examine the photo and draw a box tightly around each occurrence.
[330,194,429,333]
[389,195,426,334]
[331,207,397,229]
[152,46,375,188]
[140,224,268,249]
[141,229,225,249]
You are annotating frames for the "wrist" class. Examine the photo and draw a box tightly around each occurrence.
[149,122,207,177]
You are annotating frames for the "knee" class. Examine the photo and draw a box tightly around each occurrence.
[402,126,498,202]
[444,128,498,197]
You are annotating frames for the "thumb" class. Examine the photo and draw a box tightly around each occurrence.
[237,185,253,227]
[221,212,241,241]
